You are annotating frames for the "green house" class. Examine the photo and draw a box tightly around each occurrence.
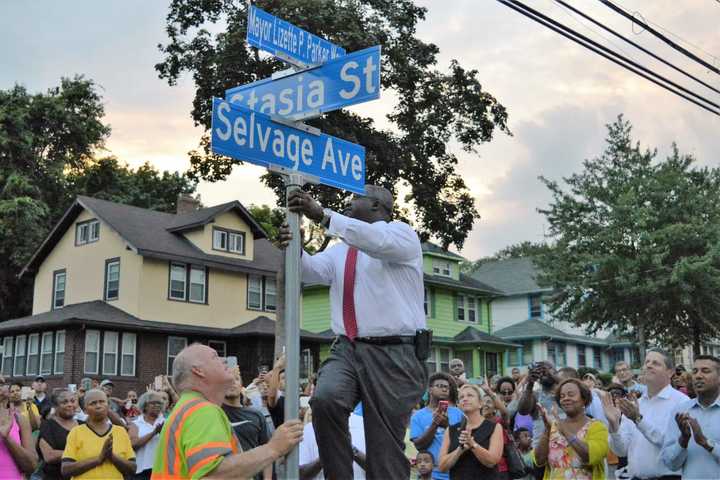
[301,242,518,380]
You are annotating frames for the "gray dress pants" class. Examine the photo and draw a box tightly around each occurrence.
[310,336,427,479]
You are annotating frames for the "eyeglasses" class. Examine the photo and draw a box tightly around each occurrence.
[147,401,163,406]
[499,390,514,395]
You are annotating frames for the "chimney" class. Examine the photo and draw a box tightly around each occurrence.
[176,194,201,214]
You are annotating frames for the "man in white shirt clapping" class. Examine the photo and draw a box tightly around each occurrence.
[602,349,687,480]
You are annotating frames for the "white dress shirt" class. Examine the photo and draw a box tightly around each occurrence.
[299,412,367,479]
[609,384,688,479]
[301,211,425,337]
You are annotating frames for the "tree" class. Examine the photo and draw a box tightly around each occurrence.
[156,0,510,250]
[535,116,720,357]
[0,79,197,320]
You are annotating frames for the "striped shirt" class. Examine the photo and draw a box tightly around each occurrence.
[151,391,240,480]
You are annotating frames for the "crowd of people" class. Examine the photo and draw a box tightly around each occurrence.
[408,353,720,480]
[0,347,715,480]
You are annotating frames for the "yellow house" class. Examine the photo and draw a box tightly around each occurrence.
[3,195,326,394]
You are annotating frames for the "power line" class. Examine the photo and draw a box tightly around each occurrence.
[494,0,720,117]
[599,0,720,76]
[554,0,720,96]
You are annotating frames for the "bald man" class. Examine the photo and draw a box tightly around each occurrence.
[62,389,136,479]
[151,343,303,480]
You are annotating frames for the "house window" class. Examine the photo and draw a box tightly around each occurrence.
[84,330,100,375]
[301,349,314,379]
[248,275,262,309]
[213,228,245,255]
[2,337,13,376]
[264,278,276,312]
[104,259,120,301]
[467,297,477,323]
[208,340,226,358]
[548,341,566,367]
[75,219,100,245]
[40,332,53,376]
[54,331,65,374]
[529,295,542,318]
[593,347,603,369]
[189,266,206,303]
[424,288,429,317]
[426,349,438,373]
[578,346,587,367]
[169,263,187,300]
[26,334,40,376]
[213,229,227,250]
[485,352,499,377]
[248,274,276,312]
[121,333,136,377]
[457,295,465,321]
[432,260,451,277]
[456,350,474,378]
[439,347,451,373]
[167,337,188,374]
[53,270,66,309]
[169,263,208,304]
[102,331,119,376]
[14,335,26,377]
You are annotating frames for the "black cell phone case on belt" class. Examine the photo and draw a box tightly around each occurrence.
[414,329,432,361]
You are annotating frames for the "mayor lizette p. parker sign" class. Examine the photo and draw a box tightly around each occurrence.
[211,98,365,194]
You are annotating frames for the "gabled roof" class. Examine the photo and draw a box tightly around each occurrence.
[0,301,328,341]
[494,319,607,346]
[20,196,281,277]
[424,273,502,296]
[452,326,520,347]
[421,242,465,261]
[166,200,267,238]
[470,257,551,295]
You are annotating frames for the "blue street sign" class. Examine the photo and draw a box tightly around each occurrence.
[226,45,380,120]
[211,98,365,194]
[247,5,346,67]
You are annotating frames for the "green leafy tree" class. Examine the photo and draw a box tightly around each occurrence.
[535,116,720,357]
[0,79,197,320]
[156,0,510,250]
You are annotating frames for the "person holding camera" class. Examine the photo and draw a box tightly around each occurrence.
[439,384,503,479]
[279,186,428,479]
[411,373,463,480]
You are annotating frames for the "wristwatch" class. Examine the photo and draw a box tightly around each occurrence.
[320,208,332,228]
[633,414,643,425]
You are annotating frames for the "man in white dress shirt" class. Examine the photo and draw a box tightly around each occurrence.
[602,349,687,480]
[280,186,428,479]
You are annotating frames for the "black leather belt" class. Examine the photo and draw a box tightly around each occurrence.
[351,335,416,345]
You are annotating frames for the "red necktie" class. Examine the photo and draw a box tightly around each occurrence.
[342,247,359,341]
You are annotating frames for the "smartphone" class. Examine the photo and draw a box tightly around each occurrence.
[20,387,33,400]
[68,384,77,393]
[81,378,92,391]
[438,400,449,412]
[225,356,238,369]
[258,365,269,375]
[154,375,163,391]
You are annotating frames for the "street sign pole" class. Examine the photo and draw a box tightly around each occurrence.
[283,172,303,480]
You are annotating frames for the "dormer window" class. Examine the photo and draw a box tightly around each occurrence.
[212,227,245,255]
[75,219,100,245]
[432,259,452,277]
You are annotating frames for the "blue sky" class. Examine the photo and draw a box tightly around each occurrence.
[2,0,719,259]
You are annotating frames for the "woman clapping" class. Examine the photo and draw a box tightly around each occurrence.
[439,384,503,479]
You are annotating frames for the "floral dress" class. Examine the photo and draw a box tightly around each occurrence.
[544,420,607,480]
